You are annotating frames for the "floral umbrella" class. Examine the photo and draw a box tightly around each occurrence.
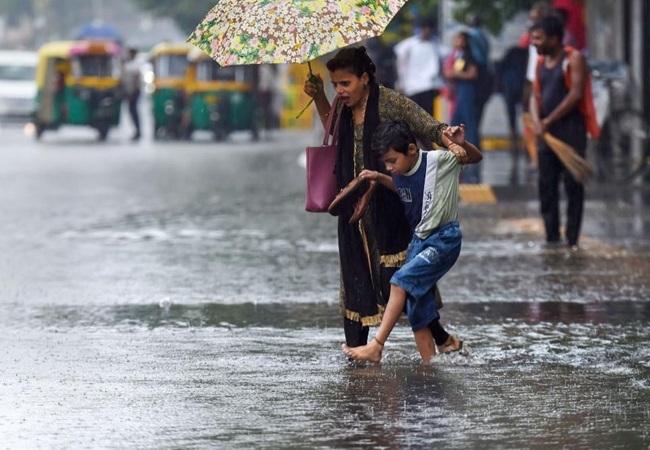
[188,0,407,67]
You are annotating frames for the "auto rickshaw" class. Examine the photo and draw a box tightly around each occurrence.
[184,49,260,141]
[32,40,122,141]
[149,42,192,139]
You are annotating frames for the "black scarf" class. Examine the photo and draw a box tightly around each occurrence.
[335,83,412,318]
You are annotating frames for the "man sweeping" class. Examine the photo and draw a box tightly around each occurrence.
[529,15,600,251]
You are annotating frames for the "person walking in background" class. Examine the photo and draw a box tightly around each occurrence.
[342,120,482,362]
[443,31,480,184]
[529,16,596,250]
[522,1,550,170]
[465,14,492,135]
[393,17,447,116]
[257,64,279,140]
[550,0,587,51]
[519,1,549,48]
[441,44,460,121]
[466,13,490,69]
[496,43,529,184]
[303,46,469,356]
[122,48,141,141]
[366,37,398,89]
[464,14,493,183]
[523,2,550,94]
[550,7,579,48]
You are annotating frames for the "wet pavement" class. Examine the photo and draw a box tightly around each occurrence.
[0,120,649,449]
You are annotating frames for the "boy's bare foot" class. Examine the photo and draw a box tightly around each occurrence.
[342,337,384,362]
[438,335,466,354]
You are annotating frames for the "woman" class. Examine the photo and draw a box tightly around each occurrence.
[442,45,461,120]
[444,31,480,183]
[304,46,467,357]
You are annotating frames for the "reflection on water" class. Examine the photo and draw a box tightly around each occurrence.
[3,300,649,330]
[2,301,649,449]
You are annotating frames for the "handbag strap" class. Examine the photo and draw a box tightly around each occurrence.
[322,96,343,146]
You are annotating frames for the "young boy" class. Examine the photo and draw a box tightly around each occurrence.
[342,120,482,362]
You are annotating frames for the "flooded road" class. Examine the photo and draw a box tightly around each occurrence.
[1,123,649,449]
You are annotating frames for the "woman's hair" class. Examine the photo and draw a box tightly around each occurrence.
[371,120,417,157]
[326,46,376,84]
[456,31,471,50]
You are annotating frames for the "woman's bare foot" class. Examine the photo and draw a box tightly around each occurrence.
[342,337,384,362]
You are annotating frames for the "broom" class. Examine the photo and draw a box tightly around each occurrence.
[523,113,593,183]
[522,113,539,167]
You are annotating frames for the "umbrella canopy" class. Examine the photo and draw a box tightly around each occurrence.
[188,0,407,66]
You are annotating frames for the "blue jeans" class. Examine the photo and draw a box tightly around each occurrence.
[390,221,462,331]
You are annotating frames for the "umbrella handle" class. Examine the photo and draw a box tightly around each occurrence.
[295,98,314,119]
[296,61,318,119]
[307,61,318,85]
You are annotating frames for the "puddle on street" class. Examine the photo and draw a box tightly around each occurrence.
[1,134,649,448]
[1,301,649,449]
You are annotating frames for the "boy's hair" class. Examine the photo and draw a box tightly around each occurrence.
[530,15,564,42]
[371,120,417,157]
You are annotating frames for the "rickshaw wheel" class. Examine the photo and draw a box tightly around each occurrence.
[34,122,45,141]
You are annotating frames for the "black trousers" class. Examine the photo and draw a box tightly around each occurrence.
[538,149,585,246]
[127,92,141,135]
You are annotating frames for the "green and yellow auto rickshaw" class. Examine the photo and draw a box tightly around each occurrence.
[184,49,260,141]
[149,42,192,139]
[33,40,122,141]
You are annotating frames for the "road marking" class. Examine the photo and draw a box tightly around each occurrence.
[459,184,498,204]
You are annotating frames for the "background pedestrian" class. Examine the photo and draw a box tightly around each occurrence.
[121,47,141,141]
[443,31,480,184]
[393,17,447,116]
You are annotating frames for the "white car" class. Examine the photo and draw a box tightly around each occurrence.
[0,50,38,119]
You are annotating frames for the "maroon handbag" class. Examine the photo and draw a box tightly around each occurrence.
[305,96,343,212]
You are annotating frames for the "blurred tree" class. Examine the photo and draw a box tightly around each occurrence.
[131,0,215,34]
[383,0,439,44]
[128,0,532,40]
[450,0,538,35]
[129,0,442,37]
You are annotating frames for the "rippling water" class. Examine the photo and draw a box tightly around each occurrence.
[1,128,649,448]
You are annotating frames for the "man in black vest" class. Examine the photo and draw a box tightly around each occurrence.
[529,16,588,250]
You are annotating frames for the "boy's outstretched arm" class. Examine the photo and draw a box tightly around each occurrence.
[359,169,396,192]
[441,124,482,164]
